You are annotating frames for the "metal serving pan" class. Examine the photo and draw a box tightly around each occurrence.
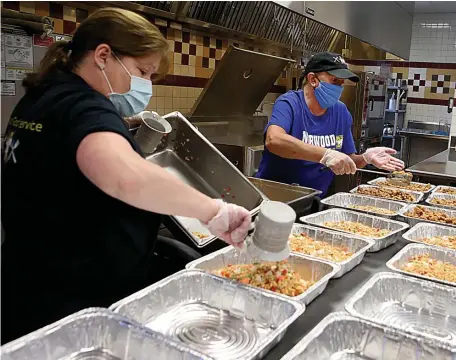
[386,243,456,286]
[248,177,321,218]
[147,112,264,247]
[321,192,407,219]
[186,246,340,305]
[346,272,456,349]
[433,185,456,195]
[368,177,435,196]
[280,312,455,360]
[110,269,304,360]
[350,184,424,204]
[403,222,456,251]
[399,203,456,228]
[426,192,456,210]
[300,208,409,252]
[290,224,374,278]
[1,308,210,360]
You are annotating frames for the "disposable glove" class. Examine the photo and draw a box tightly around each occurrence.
[319,149,357,175]
[362,147,405,171]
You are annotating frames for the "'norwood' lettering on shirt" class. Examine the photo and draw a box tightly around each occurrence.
[10,117,43,132]
[302,131,342,149]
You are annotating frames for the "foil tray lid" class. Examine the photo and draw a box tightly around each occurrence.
[189,46,294,119]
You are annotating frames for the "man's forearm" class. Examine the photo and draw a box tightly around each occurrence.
[350,154,367,169]
[266,131,326,162]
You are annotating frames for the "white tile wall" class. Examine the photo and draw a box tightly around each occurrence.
[406,103,451,124]
[410,13,456,62]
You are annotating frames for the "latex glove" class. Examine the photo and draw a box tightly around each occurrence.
[362,147,405,171]
[319,149,357,175]
[205,200,251,248]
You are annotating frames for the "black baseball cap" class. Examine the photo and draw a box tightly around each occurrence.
[301,52,359,84]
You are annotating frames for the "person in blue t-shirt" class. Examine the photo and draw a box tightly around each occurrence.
[256,52,404,197]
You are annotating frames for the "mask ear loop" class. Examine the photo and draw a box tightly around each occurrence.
[98,63,114,94]
[112,52,133,78]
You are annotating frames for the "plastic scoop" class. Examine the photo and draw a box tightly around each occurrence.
[386,171,412,186]
[243,201,296,262]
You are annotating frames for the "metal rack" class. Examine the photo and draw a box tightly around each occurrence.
[385,84,408,157]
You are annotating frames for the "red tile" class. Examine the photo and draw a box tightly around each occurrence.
[181,54,189,65]
[76,8,88,23]
[3,2,19,11]
[49,2,63,19]
[63,20,76,35]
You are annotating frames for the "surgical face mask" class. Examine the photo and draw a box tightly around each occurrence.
[313,77,343,109]
[100,54,153,117]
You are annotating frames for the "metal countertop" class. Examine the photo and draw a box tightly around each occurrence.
[407,148,456,180]
[398,130,449,141]
[263,239,407,359]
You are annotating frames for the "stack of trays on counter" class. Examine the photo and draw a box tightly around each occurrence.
[300,208,409,252]
[321,192,407,219]
[345,272,456,351]
[1,308,211,360]
[402,222,456,250]
[433,185,456,195]
[110,269,305,360]
[398,203,456,227]
[280,311,454,359]
[186,248,339,305]
[367,177,435,199]
[350,184,424,204]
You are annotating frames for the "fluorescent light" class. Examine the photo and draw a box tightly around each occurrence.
[420,23,451,29]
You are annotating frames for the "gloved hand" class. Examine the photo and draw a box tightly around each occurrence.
[204,200,251,248]
[362,147,405,171]
[319,149,357,175]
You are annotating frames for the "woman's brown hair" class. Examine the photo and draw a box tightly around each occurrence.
[23,7,169,90]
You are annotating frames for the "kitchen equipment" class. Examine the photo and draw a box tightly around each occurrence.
[245,201,296,261]
[386,243,456,286]
[402,222,456,251]
[399,204,456,228]
[1,308,210,360]
[147,111,264,247]
[290,224,374,278]
[186,247,340,305]
[280,312,454,360]
[346,272,456,349]
[133,111,172,154]
[248,177,321,217]
[300,208,409,252]
[383,122,394,136]
[321,192,407,219]
[110,269,304,360]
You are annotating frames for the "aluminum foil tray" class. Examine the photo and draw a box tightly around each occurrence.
[386,243,456,286]
[290,224,374,278]
[399,203,456,228]
[368,177,435,196]
[350,184,424,204]
[321,192,407,219]
[186,246,339,305]
[433,185,456,195]
[426,192,456,210]
[299,208,409,252]
[110,269,304,360]
[280,312,455,360]
[403,222,456,251]
[1,308,210,360]
[346,272,456,349]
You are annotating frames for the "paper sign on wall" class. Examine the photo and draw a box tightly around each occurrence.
[1,81,16,96]
[5,68,32,81]
[4,34,33,69]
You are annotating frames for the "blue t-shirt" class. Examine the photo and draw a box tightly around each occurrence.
[256,90,356,197]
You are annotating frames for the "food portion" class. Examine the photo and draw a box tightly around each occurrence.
[376,180,431,192]
[214,261,313,297]
[192,231,210,239]
[401,254,456,283]
[356,186,416,202]
[289,233,353,262]
[349,205,396,215]
[323,220,391,238]
[429,197,456,208]
[435,187,456,195]
[392,170,413,181]
[404,206,456,225]
[419,235,456,250]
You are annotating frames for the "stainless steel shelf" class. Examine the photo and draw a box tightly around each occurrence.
[385,109,406,113]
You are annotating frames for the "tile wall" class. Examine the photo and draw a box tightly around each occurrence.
[1,1,290,117]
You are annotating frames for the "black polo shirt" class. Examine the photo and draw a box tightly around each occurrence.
[1,70,161,340]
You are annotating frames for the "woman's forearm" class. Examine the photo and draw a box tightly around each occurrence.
[350,154,367,169]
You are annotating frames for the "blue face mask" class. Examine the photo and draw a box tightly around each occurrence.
[100,54,153,117]
[314,79,343,109]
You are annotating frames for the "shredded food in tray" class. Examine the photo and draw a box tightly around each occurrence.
[376,180,431,192]
[436,187,456,195]
[192,232,210,239]
[419,235,456,250]
[401,254,456,283]
[289,233,353,262]
[214,261,313,297]
[429,197,456,207]
[404,206,456,225]
[356,186,416,202]
[349,205,396,215]
[323,221,391,238]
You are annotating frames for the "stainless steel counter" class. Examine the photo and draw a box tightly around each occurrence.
[407,148,456,181]
[398,130,449,141]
